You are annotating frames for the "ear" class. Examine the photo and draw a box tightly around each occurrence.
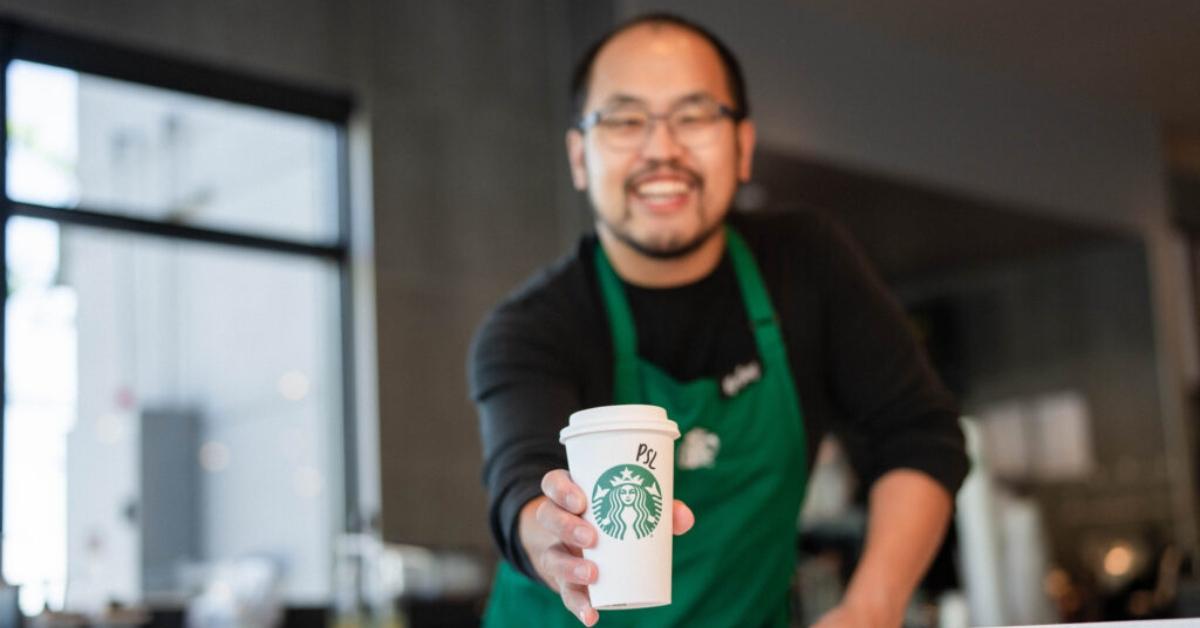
[566,128,588,190]
[735,120,756,182]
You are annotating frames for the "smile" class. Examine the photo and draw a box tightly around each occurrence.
[628,175,697,213]
[635,179,690,198]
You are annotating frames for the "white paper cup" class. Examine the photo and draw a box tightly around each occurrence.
[559,404,681,610]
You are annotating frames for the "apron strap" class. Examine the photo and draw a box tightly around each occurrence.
[725,228,787,353]
[593,226,788,402]
[594,243,642,403]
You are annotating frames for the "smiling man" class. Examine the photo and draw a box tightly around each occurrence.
[470,13,968,628]
[568,16,753,287]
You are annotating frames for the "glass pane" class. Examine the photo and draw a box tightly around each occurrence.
[4,217,343,614]
[6,60,341,243]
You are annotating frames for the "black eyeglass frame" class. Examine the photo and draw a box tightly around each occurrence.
[576,100,745,134]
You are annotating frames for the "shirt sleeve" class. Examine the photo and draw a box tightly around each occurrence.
[469,298,580,582]
[817,214,970,496]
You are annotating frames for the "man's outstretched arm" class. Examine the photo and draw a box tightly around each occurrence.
[814,469,954,628]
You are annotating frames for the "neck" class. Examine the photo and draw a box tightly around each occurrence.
[597,227,726,288]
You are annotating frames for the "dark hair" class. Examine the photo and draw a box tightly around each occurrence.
[569,13,749,125]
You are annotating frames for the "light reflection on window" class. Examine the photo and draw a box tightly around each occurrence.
[4,217,75,615]
[6,61,80,207]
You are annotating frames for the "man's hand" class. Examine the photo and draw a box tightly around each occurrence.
[811,601,902,628]
[519,469,695,626]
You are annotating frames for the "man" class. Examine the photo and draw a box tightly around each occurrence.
[470,13,968,627]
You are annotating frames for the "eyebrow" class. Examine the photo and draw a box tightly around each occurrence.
[597,91,718,110]
[599,93,648,109]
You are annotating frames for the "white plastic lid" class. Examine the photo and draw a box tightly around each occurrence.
[559,404,681,443]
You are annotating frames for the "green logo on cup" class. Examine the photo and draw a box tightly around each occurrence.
[592,465,663,540]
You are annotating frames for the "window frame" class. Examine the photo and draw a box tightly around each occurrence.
[0,17,362,569]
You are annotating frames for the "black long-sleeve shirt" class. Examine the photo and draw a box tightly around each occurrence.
[469,208,969,580]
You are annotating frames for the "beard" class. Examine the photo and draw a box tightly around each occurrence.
[594,159,723,260]
[600,211,724,259]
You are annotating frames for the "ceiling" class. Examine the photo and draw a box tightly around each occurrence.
[802,1,1200,129]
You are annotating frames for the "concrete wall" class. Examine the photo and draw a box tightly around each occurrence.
[619,0,1169,231]
[357,1,579,552]
[0,0,353,93]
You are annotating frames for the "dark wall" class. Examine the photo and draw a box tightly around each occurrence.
[749,146,1170,577]
[907,242,1172,575]
[363,1,605,552]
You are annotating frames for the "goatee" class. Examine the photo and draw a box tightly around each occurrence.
[601,216,724,259]
[600,159,720,259]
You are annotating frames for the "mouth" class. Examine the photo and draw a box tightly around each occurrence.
[627,174,699,215]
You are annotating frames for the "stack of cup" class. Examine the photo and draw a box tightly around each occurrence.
[558,404,681,610]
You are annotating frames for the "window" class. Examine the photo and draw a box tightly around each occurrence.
[7,60,341,242]
[1,23,355,616]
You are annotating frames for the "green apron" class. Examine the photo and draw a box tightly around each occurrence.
[484,227,809,627]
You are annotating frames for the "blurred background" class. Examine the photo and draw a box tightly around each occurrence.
[0,1,1198,627]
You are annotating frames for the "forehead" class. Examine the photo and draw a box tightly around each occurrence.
[586,24,731,111]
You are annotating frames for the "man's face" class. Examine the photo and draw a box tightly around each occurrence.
[567,25,756,259]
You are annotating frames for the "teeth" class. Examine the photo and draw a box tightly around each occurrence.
[637,180,688,196]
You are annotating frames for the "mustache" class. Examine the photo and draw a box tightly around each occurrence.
[623,159,703,192]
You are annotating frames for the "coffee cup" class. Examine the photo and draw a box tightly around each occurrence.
[559,404,681,610]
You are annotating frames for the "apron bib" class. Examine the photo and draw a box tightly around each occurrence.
[484,228,809,627]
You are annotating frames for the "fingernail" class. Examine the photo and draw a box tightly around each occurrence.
[574,527,591,545]
[579,609,588,624]
[574,563,590,581]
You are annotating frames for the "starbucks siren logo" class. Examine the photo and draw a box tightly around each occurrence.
[591,465,663,540]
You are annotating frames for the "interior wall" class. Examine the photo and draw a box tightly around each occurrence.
[619,0,1169,231]
[0,0,354,93]
[909,243,1172,573]
[356,1,579,553]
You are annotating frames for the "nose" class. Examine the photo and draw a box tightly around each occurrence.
[640,116,685,161]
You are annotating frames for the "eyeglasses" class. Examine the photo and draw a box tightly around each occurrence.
[578,97,742,151]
